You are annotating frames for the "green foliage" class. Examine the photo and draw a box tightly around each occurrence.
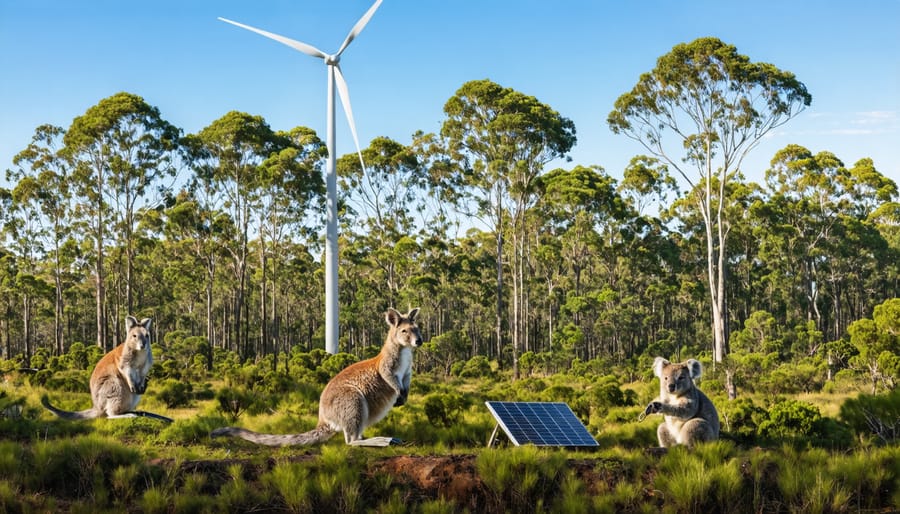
[218,463,265,511]
[719,397,768,443]
[154,378,193,409]
[655,443,743,513]
[57,342,102,371]
[158,414,230,445]
[215,386,273,422]
[760,359,826,394]
[319,352,357,379]
[26,435,143,500]
[759,398,822,440]
[41,369,89,392]
[476,446,569,513]
[839,388,900,444]
[422,392,472,428]
[458,355,494,379]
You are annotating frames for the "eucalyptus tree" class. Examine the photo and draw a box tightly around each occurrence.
[256,126,324,361]
[338,136,423,306]
[760,145,898,339]
[8,124,73,355]
[538,165,613,359]
[4,177,50,366]
[436,79,576,377]
[848,298,900,393]
[0,189,18,360]
[162,190,230,364]
[608,37,811,389]
[63,92,181,349]
[193,112,316,358]
[193,111,271,357]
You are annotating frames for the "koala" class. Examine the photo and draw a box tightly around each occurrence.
[643,357,720,448]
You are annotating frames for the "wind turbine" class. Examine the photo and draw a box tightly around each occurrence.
[219,0,382,354]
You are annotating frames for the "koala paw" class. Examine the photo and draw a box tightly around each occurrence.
[644,401,663,415]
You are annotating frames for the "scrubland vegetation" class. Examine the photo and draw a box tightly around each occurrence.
[1,344,899,513]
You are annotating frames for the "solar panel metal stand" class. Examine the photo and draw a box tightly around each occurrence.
[487,423,503,447]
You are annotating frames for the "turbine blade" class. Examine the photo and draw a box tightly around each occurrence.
[218,17,327,59]
[336,0,383,56]
[333,65,366,172]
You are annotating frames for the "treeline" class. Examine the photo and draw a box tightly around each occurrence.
[1,80,897,383]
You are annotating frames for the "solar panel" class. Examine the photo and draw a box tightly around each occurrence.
[485,401,599,447]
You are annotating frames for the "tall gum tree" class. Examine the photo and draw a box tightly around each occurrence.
[193,111,275,358]
[64,92,181,350]
[608,37,811,398]
[9,124,72,356]
[437,79,575,378]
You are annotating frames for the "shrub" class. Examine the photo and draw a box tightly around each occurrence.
[42,370,90,392]
[839,388,900,444]
[318,352,357,379]
[719,397,768,444]
[758,397,852,447]
[155,379,193,409]
[423,392,472,428]
[759,398,821,439]
[458,356,493,379]
[215,387,272,422]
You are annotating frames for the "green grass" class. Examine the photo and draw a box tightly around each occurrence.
[2,372,899,512]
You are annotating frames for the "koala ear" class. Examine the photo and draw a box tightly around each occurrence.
[653,357,669,378]
[686,359,703,379]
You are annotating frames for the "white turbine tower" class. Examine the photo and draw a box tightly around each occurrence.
[219,0,382,354]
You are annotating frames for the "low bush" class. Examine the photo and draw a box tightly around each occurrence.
[839,388,900,444]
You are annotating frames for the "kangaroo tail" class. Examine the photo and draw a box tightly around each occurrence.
[130,411,174,423]
[40,395,102,420]
[211,425,337,447]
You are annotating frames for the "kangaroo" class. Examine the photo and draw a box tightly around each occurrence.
[42,316,172,423]
[212,307,423,447]
[642,357,719,447]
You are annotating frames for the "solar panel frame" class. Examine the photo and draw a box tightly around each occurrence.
[485,401,599,447]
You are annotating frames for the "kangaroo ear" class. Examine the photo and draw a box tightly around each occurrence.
[653,357,669,378]
[686,359,703,379]
[140,318,152,331]
[385,308,401,327]
[125,316,138,331]
[407,308,420,321]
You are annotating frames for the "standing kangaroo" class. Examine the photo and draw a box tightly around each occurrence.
[42,316,172,422]
[212,307,423,446]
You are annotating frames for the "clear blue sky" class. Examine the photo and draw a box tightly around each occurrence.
[1,0,898,191]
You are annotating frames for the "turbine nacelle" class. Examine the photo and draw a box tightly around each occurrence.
[325,54,340,66]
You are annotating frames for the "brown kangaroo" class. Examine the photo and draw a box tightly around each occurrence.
[212,308,422,446]
[42,316,171,422]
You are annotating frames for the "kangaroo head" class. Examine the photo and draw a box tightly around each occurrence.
[385,308,423,348]
[125,316,152,351]
[653,357,701,397]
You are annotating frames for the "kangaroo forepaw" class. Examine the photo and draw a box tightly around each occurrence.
[132,378,149,394]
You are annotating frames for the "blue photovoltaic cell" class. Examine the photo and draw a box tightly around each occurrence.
[485,401,599,447]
